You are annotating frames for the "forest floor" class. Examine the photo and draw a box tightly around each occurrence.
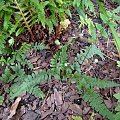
[0,1,120,120]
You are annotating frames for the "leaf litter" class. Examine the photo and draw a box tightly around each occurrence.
[0,1,120,120]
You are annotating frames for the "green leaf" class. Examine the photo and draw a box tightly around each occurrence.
[117,61,120,67]
[65,9,72,18]
[114,93,120,101]
[110,26,120,56]
[113,6,120,13]
[115,106,120,112]
[3,13,11,31]
[0,96,4,105]
[72,116,82,120]
[114,112,120,120]
[96,23,108,38]
[46,19,53,33]
[16,27,25,36]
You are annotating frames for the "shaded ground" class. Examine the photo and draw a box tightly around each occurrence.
[0,1,120,120]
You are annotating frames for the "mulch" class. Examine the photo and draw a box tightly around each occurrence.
[0,1,120,120]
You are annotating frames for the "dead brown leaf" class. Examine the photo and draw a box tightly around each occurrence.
[7,97,21,120]
[69,104,82,115]
[54,88,63,106]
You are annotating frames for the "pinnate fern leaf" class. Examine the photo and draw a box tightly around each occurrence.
[9,70,52,99]
[74,74,120,89]
[74,45,104,72]
[82,89,114,120]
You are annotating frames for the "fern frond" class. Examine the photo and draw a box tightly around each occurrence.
[32,42,46,51]
[50,44,71,79]
[0,63,25,82]
[74,73,120,89]
[11,0,36,38]
[11,42,33,69]
[82,0,95,12]
[30,86,45,99]
[74,45,104,72]
[82,89,114,120]
[9,69,52,99]
[0,67,16,82]
[29,0,49,28]
[0,95,4,105]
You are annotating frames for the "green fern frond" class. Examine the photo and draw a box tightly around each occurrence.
[0,95,4,105]
[82,0,95,12]
[11,42,33,69]
[50,44,71,79]
[74,73,120,89]
[32,42,46,51]
[0,63,25,82]
[29,0,49,28]
[0,67,16,82]
[9,69,52,99]
[82,89,114,120]
[11,0,36,37]
[73,72,120,120]
[30,86,45,99]
[74,45,104,72]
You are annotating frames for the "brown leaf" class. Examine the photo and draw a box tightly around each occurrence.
[61,102,69,113]
[46,96,52,107]
[83,107,90,115]
[69,104,82,115]
[7,97,21,120]
[54,88,63,106]
[104,100,112,108]
[41,104,54,119]
[57,113,65,120]
[29,56,40,63]
[41,62,48,67]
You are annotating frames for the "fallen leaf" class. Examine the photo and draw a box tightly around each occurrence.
[69,104,82,115]
[54,88,63,106]
[104,100,112,108]
[41,104,54,119]
[83,107,90,115]
[7,97,21,120]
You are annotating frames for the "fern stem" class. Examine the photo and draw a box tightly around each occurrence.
[14,0,35,41]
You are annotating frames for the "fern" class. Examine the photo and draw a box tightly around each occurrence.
[1,43,119,120]
[11,42,33,69]
[73,73,120,120]
[29,0,49,28]
[0,63,25,82]
[50,44,72,79]
[0,66,16,82]
[32,42,46,51]
[9,70,52,99]
[50,44,120,120]
[82,89,114,120]
[82,0,95,12]
[74,45,104,72]
[72,71,120,120]
[77,75,120,88]
[0,95,4,105]
[11,0,36,38]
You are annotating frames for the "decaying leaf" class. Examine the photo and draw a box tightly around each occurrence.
[54,88,63,106]
[7,97,21,120]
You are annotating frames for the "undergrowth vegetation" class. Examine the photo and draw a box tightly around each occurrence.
[0,0,120,120]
